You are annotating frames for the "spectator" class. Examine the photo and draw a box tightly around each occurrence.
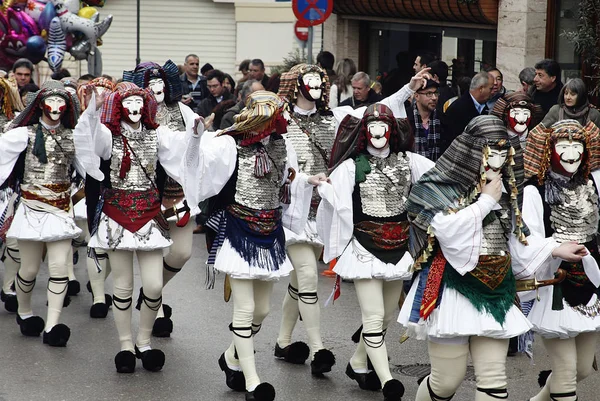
[442,71,493,144]
[223,73,236,95]
[371,81,382,95]
[329,58,356,108]
[443,76,472,112]
[12,58,34,88]
[485,67,506,111]
[541,78,600,128]
[532,58,563,115]
[249,59,269,88]
[316,50,336,80]
[413,51,437,74]
[238,59,251,84]
[339,72,382,108]
[209,99,237,131]
[19,83,39,106]
[406,79,445,160]
[197,69,234,118]
[428,60,456,115]
[265,72,280,93]
[180,53,209,112]
[220,79,264,129]
[201,63,214,76]
[50,68,71,81]
[518,67,536,95]
[77,73,96,86]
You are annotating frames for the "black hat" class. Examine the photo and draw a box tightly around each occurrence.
[417,79,440,91]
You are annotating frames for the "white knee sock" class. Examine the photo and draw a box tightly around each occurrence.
[2,244,20,294]
[136,250,164,348]
[470,337,509,401]
[45,240,71,331]
[110,250,135,352]
[277,273,299,348]
[415,341,469,401]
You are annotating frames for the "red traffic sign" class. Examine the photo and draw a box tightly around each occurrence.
[292,0,333,27]
[294,20,310,41]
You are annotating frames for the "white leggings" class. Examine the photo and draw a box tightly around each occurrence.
[2,237,19,294]
[107,249,163,352]
[158,220,194,318]
[415,337,509,401]
[530,332,597,401]
[226,278,274,391]
[277,243,323,357]
[16,239,71,331]
[351,279,404,385]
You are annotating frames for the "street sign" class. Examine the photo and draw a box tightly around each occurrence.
[292,0,333,26]
[294,20,310,42]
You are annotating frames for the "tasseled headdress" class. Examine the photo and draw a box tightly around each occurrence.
[123,60,182,104]
[277,63,330,113]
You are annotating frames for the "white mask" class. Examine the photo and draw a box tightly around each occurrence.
[508,107,531,134]
[554,139,584,174]
[366,121,390,149]
[148,78,165,104]
[485,148,508,180]
[43,95,67,121]
[301,72,322,101]
[122,95,144,123]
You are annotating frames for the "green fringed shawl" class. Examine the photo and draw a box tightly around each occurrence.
[32,124,47,164]
[354,154,371,183]
[443,255,516,325]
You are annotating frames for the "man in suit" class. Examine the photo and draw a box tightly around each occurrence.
[442,71,494,147]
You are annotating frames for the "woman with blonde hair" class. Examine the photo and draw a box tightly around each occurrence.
[329,58,357,108]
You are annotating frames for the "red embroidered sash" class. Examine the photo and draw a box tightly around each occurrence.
[103,188,161,233]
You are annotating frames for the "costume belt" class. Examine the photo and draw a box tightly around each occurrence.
[21,183,71,212]
[71,187,85,206]
[162,201,191,227]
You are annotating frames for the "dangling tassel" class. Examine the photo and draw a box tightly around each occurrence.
[176,211,190,228]
[119,136,131,179]
[32,124,48,164]
[254,145,271,177]
[280,181,291,204]
[87,247,103,273]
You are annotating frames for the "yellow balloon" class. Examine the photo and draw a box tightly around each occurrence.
[78,7,98,20]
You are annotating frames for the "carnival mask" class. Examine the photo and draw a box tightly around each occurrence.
[42,95,67,121]
[552,138,584,176]
[299,72,323,102]
[485,147,508,180]
[366,120,391,149]
[148,78,165,103]
[508,107,532,134]
[121,95,144,124]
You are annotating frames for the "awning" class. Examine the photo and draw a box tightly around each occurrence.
[333,0,498,25]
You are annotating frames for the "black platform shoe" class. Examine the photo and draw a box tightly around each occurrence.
[67,280,80,296]
[134,345,165,372]
[90,302,109,318]
[115,350,136,373]
[245,382,275,401]
[311,349,336,376]
[1,290,18,313]
[218,353,246,391]
[345,363,382,391]
[382,379,405,401]
[274,342,310,364]
[152,317,173,337]
[16,315,45,336]
[42,323,71,347]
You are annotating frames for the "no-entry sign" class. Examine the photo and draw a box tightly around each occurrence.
[292,0,333,26]
[294,20,310,41]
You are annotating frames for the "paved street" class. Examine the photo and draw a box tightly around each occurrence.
[1,235,599,401]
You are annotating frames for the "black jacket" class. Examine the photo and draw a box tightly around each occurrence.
[533,82,563,116]
[197,90,234,118]
[220,101,243,130]
[180,74,209,112]
[339,89,383,109]
[441,91,482,146]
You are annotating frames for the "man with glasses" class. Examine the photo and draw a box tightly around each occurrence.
[406,79,444,160]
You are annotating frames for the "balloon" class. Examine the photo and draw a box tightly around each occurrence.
[84,0,105,7]
[78,6,98,20]
[65,32,74,48]
[24,0,45,22]
[38,1,56,31]
[53,1,112,43]
[47,16,65,72]
[69,38,91,60]
[25,35,46,63]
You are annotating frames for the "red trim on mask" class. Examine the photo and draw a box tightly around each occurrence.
[550,147,575,177]
[367,125,391,148]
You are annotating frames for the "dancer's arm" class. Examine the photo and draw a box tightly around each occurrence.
[0,127,28,187]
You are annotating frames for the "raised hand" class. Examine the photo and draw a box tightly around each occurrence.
[481,174,502,203]
[409,67,433,91]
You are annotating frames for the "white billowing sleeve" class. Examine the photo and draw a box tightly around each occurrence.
[72,93,112,181]
[316,159,355,263]
[407,152,435,183]
[281,138,313,234]
[181,131,237,207]
[430,194,497,275]
[0,127,28,185]
[329,84,339,109]
[379,84,415,118]
[158,101,201,184]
